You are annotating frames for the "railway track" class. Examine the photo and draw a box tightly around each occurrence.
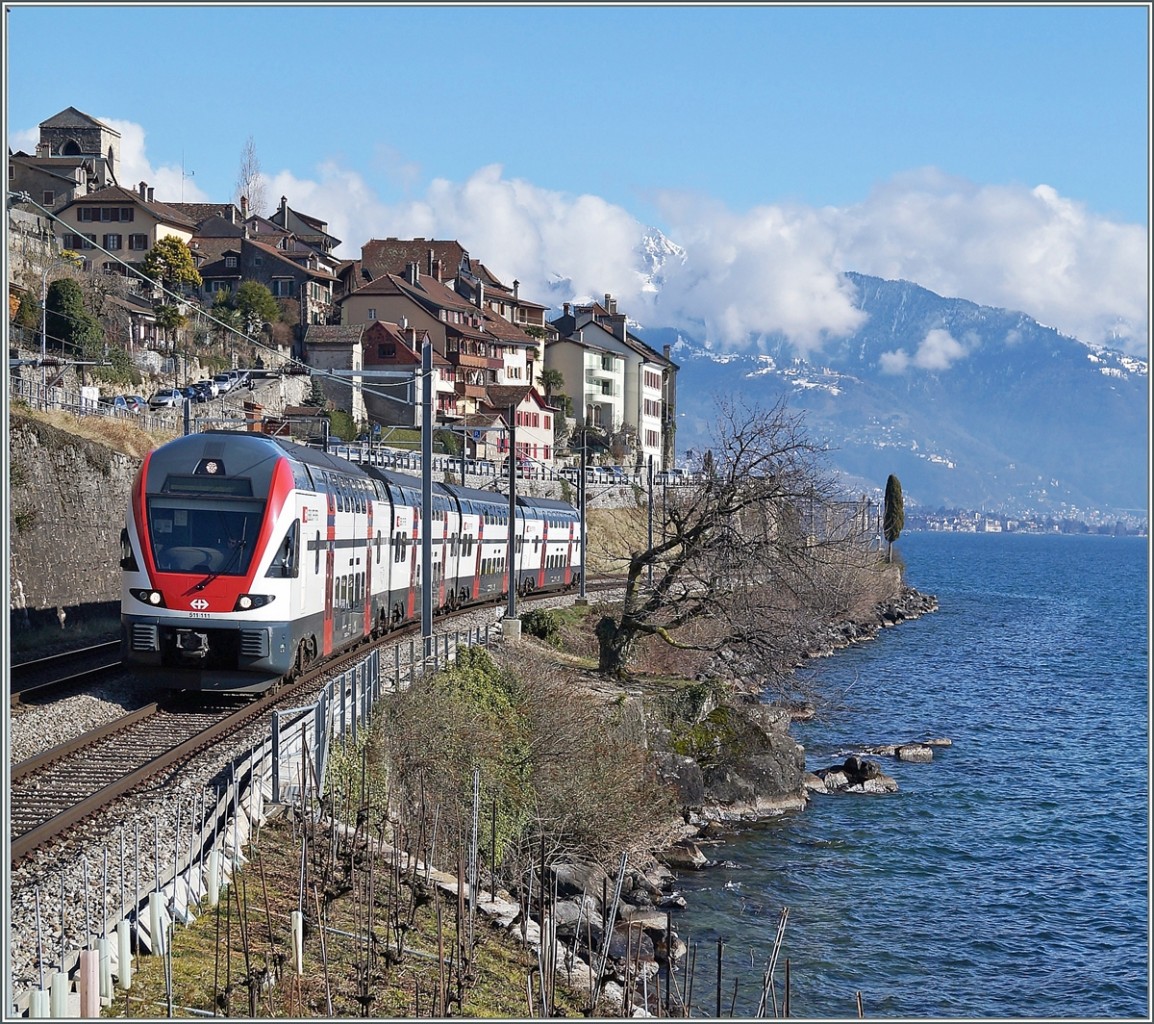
[9,699,239,862]
[10,640,123,705]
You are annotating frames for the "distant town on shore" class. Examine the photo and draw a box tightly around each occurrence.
[906,508,1146,537]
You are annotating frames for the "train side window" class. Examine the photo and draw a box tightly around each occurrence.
[293,462,313,490]
[267,520,300,578]
[119,528,138,571]
[315,530,322,574]
[375,529,383,565]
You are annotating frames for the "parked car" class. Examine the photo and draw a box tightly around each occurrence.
[180,385,206,404]
[125,395,148,414]
[559,466,581,483]
[501,457,534,478]
[197,378,220,398]
[100,395,139,416]
[149,389,184,410]
[212,373,234,393]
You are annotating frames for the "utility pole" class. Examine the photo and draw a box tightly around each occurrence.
[579,429,588,602]
[421,340,433,657]
[505,404,518,623]
[647,454,654,588]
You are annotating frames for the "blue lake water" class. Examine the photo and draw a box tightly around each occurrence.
[671,531,1149,1020]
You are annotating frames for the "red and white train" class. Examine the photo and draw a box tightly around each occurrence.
[120,430,583,692]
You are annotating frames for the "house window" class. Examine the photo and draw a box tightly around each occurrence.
[367,308,377,320]
[254,256,262,266]
[129,234,149,250]
[377,344,395,358]
[103,234,122,250]
[272,279,295,297]
[63,233,83,249]
[42,190,55,205]
[81,233,96,249]
[225,256,237,268]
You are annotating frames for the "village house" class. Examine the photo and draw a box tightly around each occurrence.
[52,181,197,277]
[300,323,367,424]
[548,295,678,472]
[360,319,457,426]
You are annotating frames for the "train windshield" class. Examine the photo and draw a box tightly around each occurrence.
[147,497,265,575]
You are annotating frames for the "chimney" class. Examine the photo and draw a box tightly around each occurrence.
[280,196,288,221]
[138,181,147,197]
[428,249,436,278]
[147,187,154,202]
[604,293,612,313]
[240,195,248,219]
[475,282,484,308]
[406,262,420,285]
[563,302,570,316]
[513,279,519,300]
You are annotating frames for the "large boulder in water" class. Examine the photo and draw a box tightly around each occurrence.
[813,755,898,794]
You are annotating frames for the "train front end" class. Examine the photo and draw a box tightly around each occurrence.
[120,431,303,693]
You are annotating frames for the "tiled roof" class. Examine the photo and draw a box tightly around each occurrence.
[304,324,365,345]
[66,185,198,229]
[480,308,536,346]
[484,384,533,409]
[361,238,469,282]
[246,238,337,281]
[41,106,117,134]
[167,203,242,228]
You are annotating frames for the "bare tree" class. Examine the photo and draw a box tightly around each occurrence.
[234,135,268,218]
[594,395,892,682]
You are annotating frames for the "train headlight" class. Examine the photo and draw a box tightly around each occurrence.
[234,594,274,611]
[130,588,166,607]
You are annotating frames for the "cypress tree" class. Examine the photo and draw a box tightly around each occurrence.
[883,473,905,562]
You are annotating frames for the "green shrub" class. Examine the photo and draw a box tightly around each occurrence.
[520,608,562,646]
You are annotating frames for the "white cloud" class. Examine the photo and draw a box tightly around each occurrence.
[881,328,970,374]
[879,349,911,374]
[832,169,1148,357]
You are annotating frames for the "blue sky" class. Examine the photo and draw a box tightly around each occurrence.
[5,2,1150,357]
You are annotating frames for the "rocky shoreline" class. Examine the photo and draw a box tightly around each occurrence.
[534,584,941,996]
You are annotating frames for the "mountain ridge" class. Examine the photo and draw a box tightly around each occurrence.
[632,271,1147,517]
